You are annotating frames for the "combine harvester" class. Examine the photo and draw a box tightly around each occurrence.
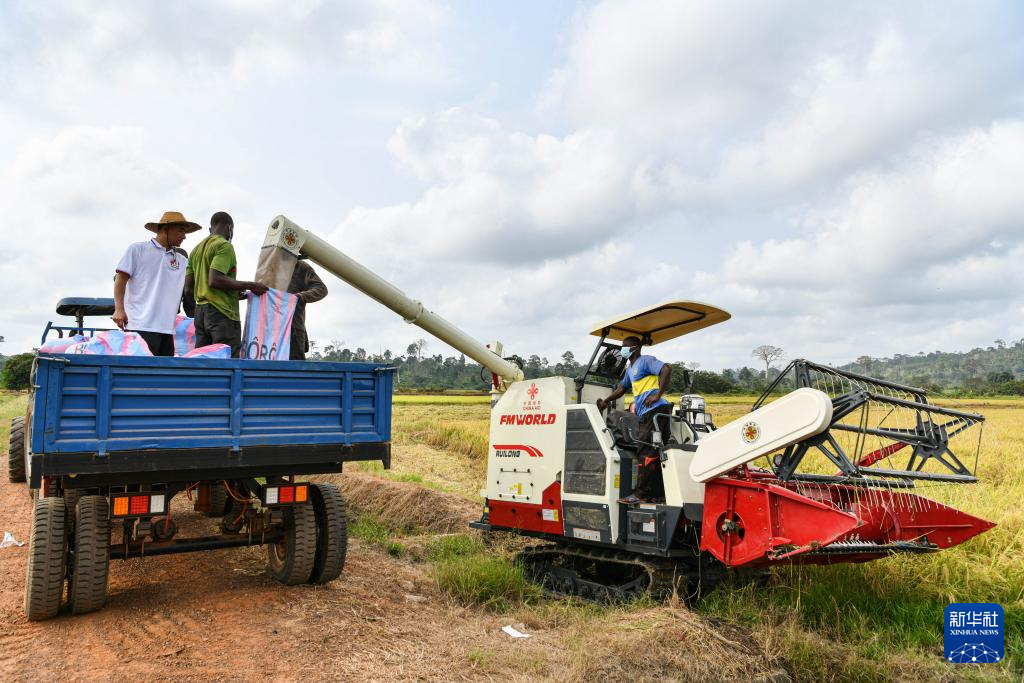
[260,216,995,600]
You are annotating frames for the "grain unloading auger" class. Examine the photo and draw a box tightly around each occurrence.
[258,216,994,601]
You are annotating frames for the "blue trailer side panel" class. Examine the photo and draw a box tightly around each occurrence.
[32,355,393,456]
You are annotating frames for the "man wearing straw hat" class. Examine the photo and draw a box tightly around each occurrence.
[113,211,202,356]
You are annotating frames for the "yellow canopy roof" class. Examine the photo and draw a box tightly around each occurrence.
[589,300,731,345]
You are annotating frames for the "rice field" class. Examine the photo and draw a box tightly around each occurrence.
[389,393,1023,681]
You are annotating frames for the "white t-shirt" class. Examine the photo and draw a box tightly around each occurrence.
[115,239,188,334]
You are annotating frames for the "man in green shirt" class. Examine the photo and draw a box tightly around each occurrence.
[184,211,267,357]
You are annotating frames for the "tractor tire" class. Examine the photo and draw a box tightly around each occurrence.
[309,483,348,584]
[267,503,316,585]
[204,482,230,518]
[8,416,26,482]
[69,496,110,615]
[24,496,67,621]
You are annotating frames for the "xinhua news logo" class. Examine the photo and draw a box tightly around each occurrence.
[944,603,1004,664]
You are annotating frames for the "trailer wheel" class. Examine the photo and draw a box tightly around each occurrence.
[204,482,230,518]
[8,416,26,482]
[24,496,67,621]
[68,496,110,615]
[64,489,81,531]
[309,483,348,584]
[268,504,316,585]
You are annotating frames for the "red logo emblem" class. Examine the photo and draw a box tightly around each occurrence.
[493,444,544,458]
[527,383,539,400]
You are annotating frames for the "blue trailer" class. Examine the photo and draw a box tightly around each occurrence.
[15,324,394,620]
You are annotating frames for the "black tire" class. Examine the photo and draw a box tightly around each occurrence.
[31,478,58,502]
[69,496,110,615]
[309,483,348,584]
[204,482,230,518]
[267,503,316,585]
[64,489,81,531]
[24,497,67,621]
[8,416,26,482]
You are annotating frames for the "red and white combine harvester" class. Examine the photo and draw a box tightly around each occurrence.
[260,217,995,600]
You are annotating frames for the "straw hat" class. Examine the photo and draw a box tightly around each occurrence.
[145,211,202,233]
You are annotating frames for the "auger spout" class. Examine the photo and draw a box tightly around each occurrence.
[255,215,524,386]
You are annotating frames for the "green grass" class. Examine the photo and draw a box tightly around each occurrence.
[354,460,451,491]
[431,553,540,612]
[0,391,27,443]
[349,513,393,544]
[424,533,483,562]
[348,512,410,557]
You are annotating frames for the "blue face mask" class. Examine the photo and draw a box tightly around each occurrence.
[619,346,634,360]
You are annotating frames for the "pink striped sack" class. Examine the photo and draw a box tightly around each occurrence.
[241,289,297,360]
[39,334,87,354]
[66,330,154,356]
[173,314,196,356]
[184,344,232,359]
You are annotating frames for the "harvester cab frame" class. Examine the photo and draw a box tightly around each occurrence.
[577,301,730,395]
[576,302,727,456]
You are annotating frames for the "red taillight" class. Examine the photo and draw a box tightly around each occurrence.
[279,486,294,503]
[129,495,149,515]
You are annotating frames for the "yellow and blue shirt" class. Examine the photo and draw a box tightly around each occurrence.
[621,355,670,417]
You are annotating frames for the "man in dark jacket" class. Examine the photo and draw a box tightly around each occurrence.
[287,259,328,360]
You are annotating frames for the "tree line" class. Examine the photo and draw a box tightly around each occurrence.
[311,338,1024,396]
[3,337,1024,396]
[310,339,795,394]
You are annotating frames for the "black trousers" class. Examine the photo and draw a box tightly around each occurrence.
[195,304,242,358]
[289,329,306,360]
[132,330,175,357]
[634,404,672,500]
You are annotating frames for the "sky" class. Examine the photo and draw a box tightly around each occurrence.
[1,0,1023,370]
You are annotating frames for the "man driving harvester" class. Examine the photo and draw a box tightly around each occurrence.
[596,336,672,504]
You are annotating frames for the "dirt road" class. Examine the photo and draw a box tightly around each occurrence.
[0,474,548,682]
[0,468,785,683]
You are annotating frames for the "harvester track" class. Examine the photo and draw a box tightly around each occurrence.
[516,543,728,603]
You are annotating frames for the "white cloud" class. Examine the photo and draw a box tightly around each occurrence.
[2,1,1023,374]
[713,122,1024,301]
[0,0,450,113]
[315,2,1024,368]
[0,126,251,346]
[334,108,643,265]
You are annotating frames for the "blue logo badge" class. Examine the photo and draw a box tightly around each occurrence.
[945,603,1003,663]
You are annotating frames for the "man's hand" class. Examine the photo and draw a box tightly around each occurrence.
[643,393,662,409]
[111,308,128,331]
[248,282,269,296]
[596,398,608,412]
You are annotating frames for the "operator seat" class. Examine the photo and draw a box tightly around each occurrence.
[606,410,641,450]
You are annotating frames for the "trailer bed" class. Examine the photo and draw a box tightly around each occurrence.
[30,354,393,487]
